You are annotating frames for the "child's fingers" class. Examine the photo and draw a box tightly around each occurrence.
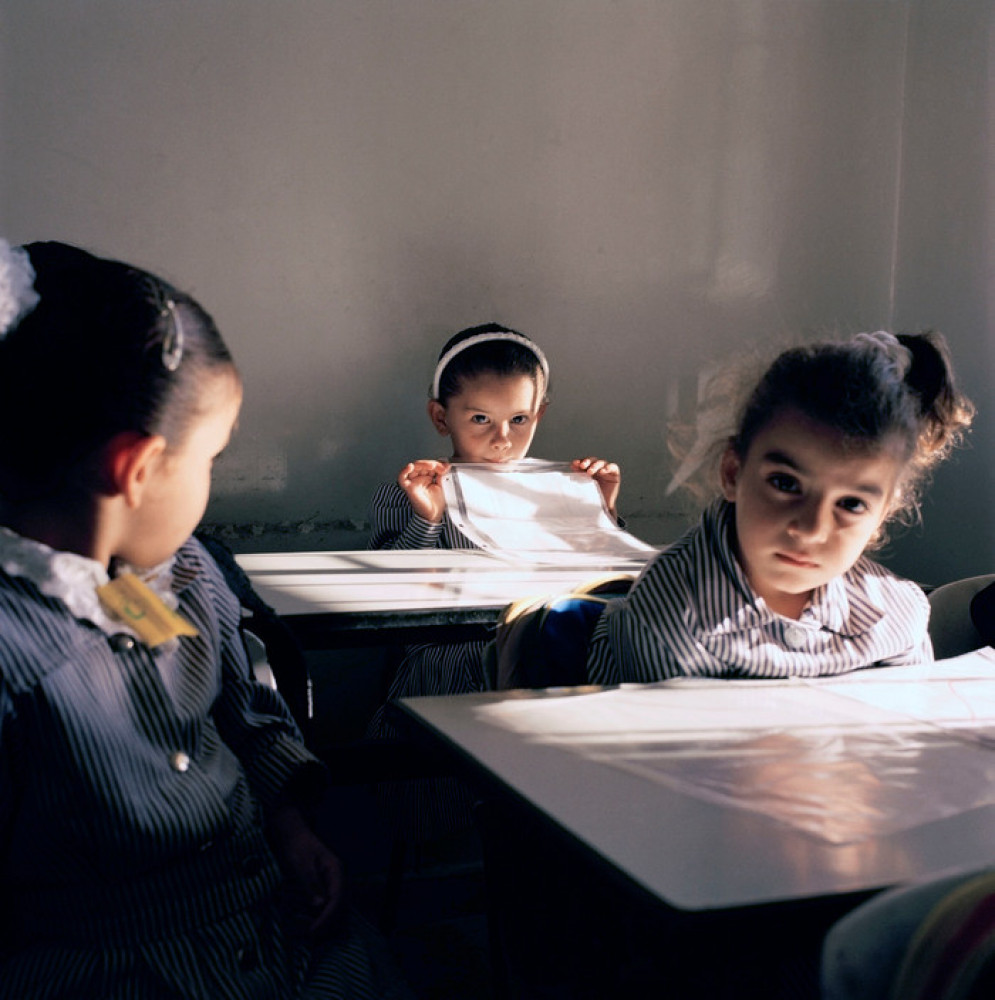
[588,460,620,479]
[572,457,620,480]
[397,459,451,523]
[397,459,450,489]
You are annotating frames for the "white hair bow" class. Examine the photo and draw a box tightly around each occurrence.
[0,239,40,339]
[852,330,913,379]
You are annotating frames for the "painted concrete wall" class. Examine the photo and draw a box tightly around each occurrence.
[1,1,992,585]
[888,1,995,584]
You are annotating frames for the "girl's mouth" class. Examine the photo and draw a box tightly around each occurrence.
[776,551,818,569]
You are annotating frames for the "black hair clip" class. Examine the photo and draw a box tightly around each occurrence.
[160,298,184,372]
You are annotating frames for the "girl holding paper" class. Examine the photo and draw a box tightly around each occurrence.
[369,322,620,545]
[366,323,620,838]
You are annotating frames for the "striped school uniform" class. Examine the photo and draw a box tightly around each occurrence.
[0,531,410,1000]
[366,479,489,713]
[365,480,488,840]
[587,498,931,686]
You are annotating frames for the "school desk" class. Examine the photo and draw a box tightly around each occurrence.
[234,548,652,649]
[398,648,995,915]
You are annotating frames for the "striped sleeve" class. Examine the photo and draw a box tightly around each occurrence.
[367,481,445,549]
[367,480,478,551]
[588,552,702,684]
[187,540,325,811]
[855,561,933,667]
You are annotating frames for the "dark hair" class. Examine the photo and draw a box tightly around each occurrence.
[731,331,974,525]
[0,241,235,503]
[432,322,548,404]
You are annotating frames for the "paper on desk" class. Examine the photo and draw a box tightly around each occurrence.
[442,461,657,563]
[818,648,995,737]
[472,649,995,844]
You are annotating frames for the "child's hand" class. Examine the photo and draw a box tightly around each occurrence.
[572,457,621,517]
[398,459,451,524]
[268,804,343,937]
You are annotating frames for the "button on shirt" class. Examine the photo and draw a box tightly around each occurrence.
[587,499,932,685]
[109,633,136,653]
[783,624,808,650]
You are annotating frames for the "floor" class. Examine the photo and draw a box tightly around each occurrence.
[317,783,499,1000]
[306,645,501,1000]
[303,648,831,1000]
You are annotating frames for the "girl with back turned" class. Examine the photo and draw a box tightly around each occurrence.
[0,240,409,999]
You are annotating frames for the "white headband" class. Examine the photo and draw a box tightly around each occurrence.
[431,331,550,399]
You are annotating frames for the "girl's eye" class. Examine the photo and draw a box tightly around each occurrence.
[838,496,868,515]
[768,472,800,494]
[511,414,529,426]
[470,414,489,424]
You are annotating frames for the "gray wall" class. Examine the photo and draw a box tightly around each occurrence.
[2,1,992,585]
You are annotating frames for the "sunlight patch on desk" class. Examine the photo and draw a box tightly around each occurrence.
[472,649,995,845]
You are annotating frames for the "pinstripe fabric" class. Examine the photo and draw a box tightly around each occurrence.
[587,499,932,685]
[0,535,407,999]
[366,479,481,553]
[365,481,488,722]
[365,480,487,839]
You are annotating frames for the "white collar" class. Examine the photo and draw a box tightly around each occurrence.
[0,526,179,638]
[700,499,885,637]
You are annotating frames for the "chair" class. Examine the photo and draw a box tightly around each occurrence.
[969,578,995,649]
[196,531,313,736]
[244,629,278,690]
[823,867,995,1000]
[927,574,995,660]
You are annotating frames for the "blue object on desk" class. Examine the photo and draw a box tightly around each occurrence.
[486,575,633,690]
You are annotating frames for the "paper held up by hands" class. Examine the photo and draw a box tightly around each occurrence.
[441,461,659,565]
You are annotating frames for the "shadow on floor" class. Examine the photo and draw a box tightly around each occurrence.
[317,782,499,1000]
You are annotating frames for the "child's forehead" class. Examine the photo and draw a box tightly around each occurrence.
[749,407,905,465]
[450,371,543,407]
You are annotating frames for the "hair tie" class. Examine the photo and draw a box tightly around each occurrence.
[432,331,549,399]
[0,240,40,340]
[852,330,913,380]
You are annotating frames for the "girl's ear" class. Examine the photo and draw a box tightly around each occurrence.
[719,445,741,502]
[103,431,168,507]
[427,399,450,437]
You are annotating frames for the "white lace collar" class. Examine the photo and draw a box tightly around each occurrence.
[0,526,179,639]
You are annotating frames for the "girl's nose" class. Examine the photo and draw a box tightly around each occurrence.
[789,498,831,542]
[492,423,512,447]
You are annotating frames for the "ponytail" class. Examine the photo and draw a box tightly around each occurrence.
[898,331,974,472]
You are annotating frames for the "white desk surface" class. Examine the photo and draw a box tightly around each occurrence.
[401,649,995,913]
[236,548,652,619]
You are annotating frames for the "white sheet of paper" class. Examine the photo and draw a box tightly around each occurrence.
[442,461,658,563]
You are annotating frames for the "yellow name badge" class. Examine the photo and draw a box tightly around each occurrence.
[96,574,199,647]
